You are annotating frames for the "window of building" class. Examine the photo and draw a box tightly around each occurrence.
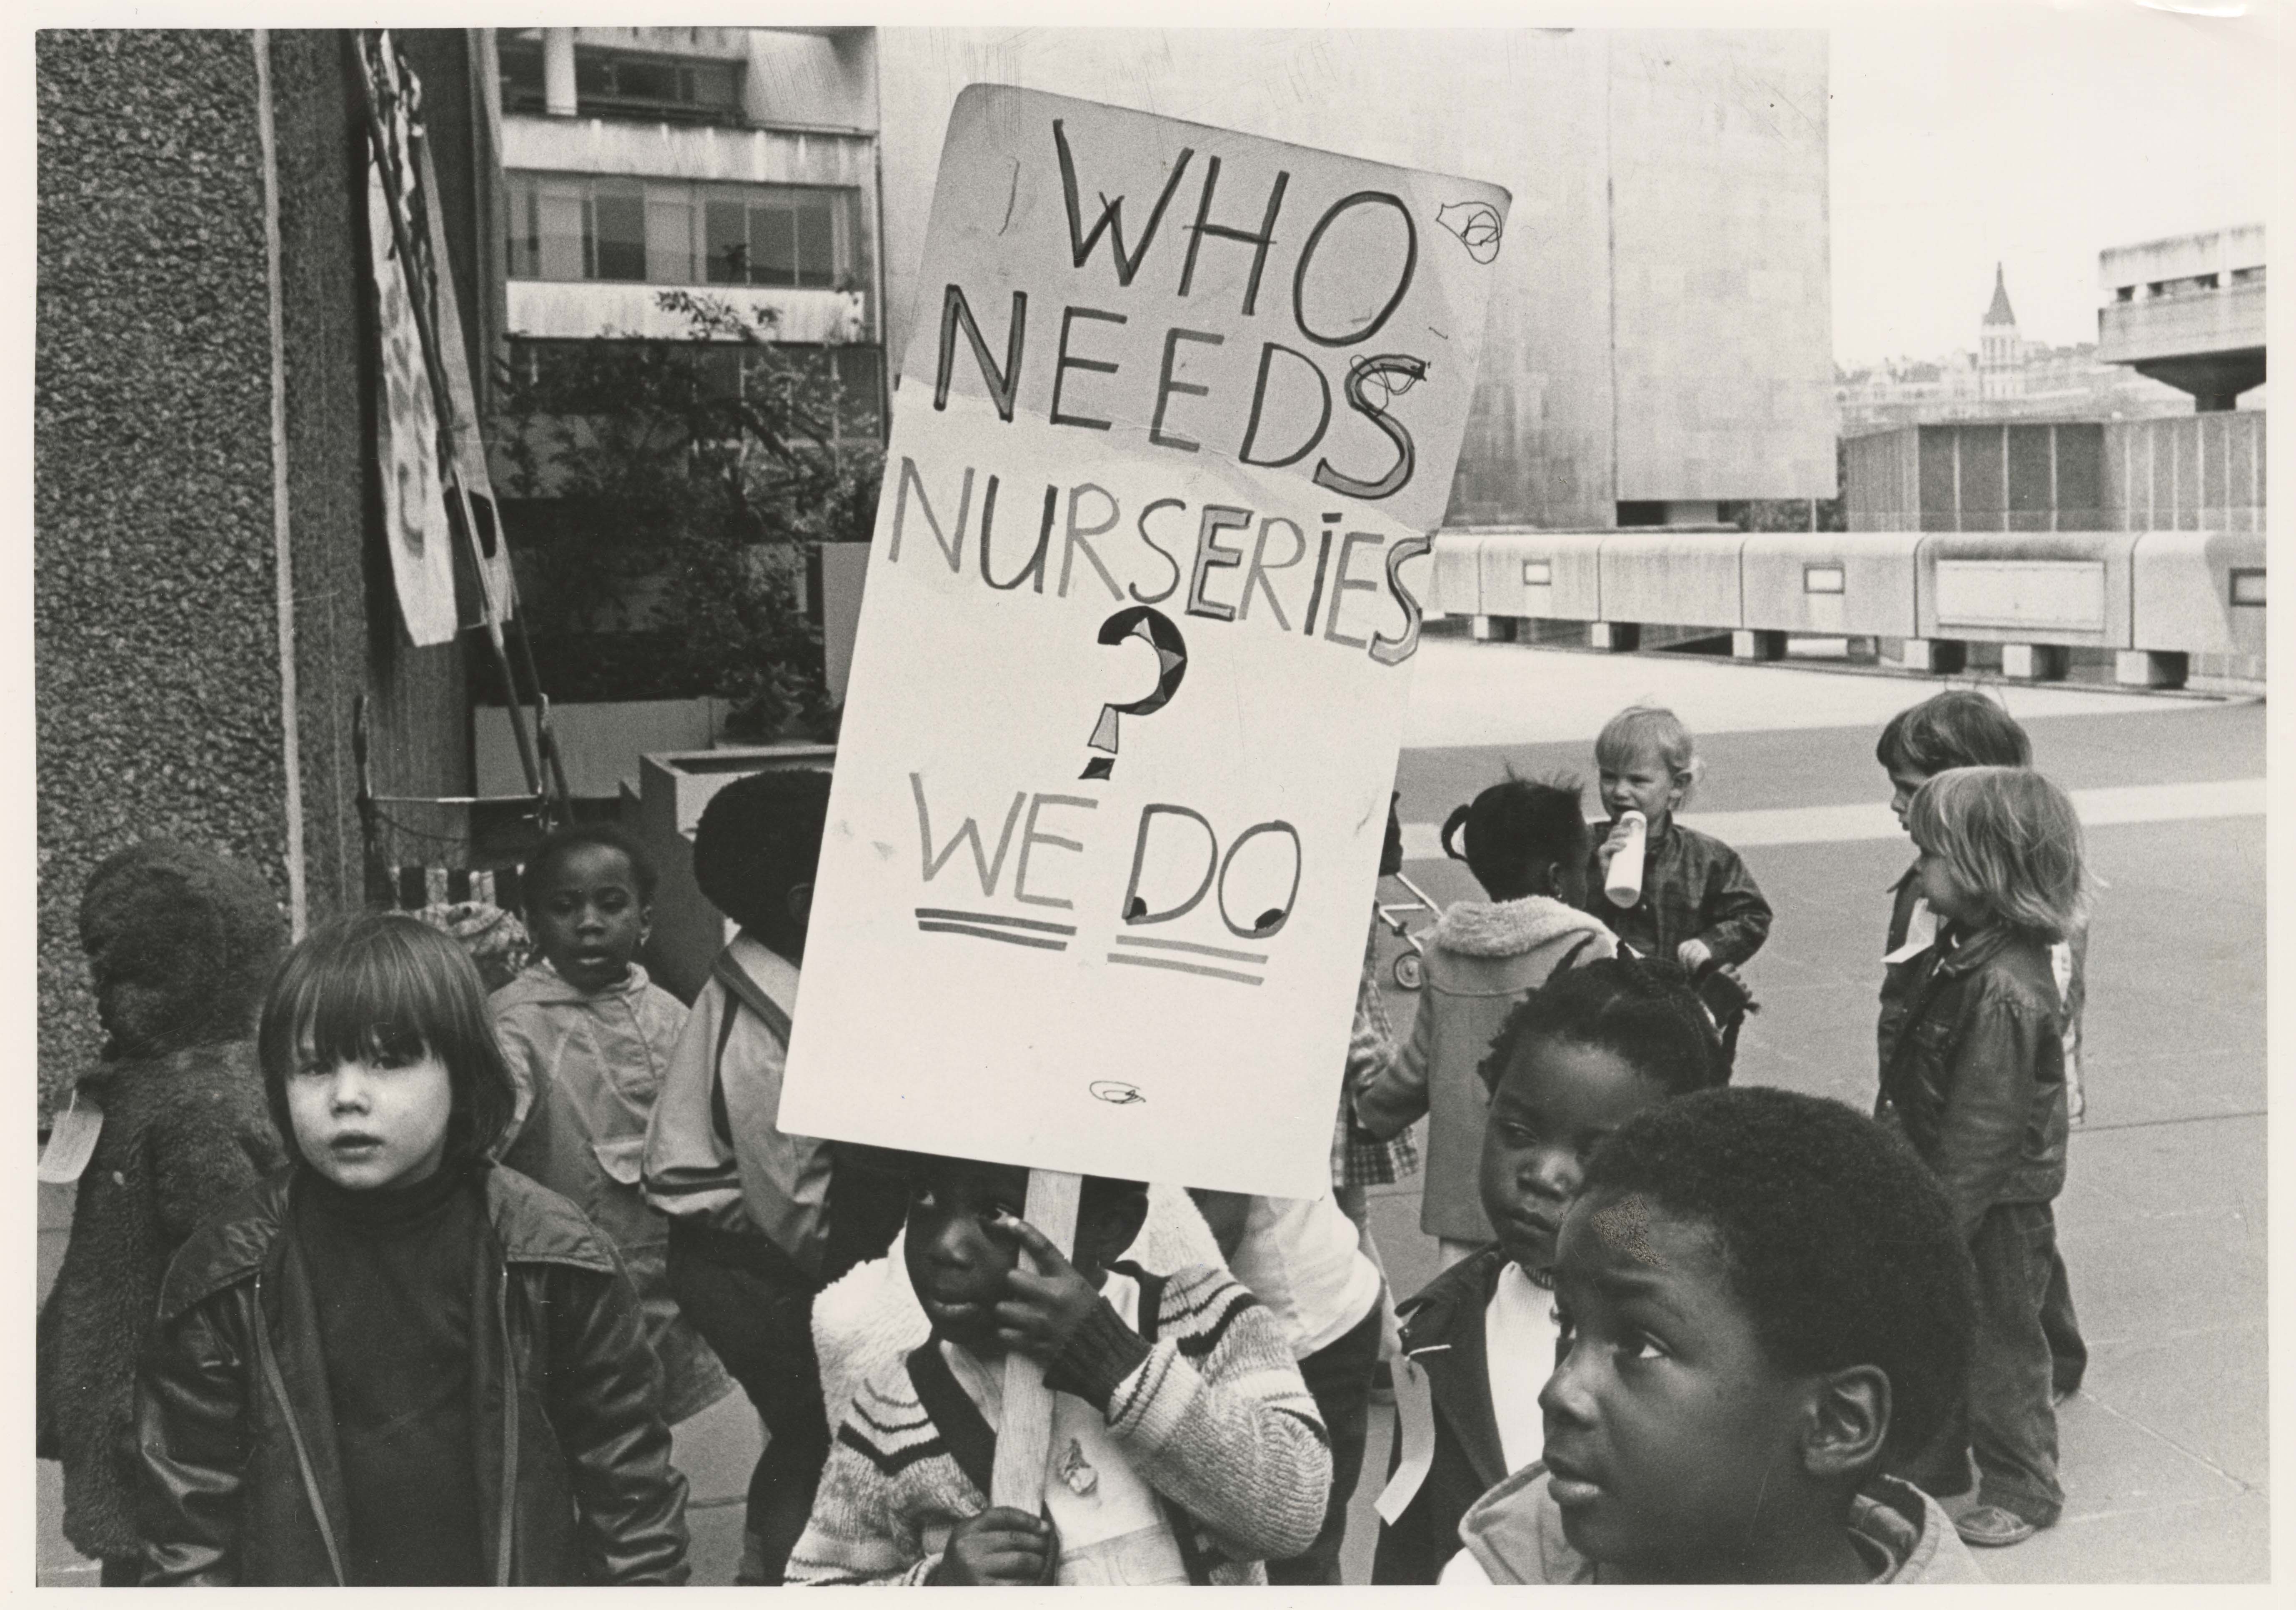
[499,36,546,113]
[496,36,743,126]
[576,50,742,123]
[507,173,862,291]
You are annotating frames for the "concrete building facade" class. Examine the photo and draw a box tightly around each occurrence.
[872,28,1837,531]
[491,27,886,452]
[2097,224,2266,411]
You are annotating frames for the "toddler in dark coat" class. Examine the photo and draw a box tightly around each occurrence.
[37,841,288,1584]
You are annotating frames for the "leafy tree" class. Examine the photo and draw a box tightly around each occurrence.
[493,292,882,740]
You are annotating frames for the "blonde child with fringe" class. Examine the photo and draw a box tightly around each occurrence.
[1877,766,2087,1551]
[1584,706,1770,1060]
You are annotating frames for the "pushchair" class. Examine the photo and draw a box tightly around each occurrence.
[1375,870,1445,990]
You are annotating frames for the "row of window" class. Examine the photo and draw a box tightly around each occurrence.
[505,172,861,291]
[498,38,744,126]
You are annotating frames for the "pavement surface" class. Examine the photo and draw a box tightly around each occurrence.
[36,640,2268,1585]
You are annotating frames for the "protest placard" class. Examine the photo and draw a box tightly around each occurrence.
[781,85,1509,1199]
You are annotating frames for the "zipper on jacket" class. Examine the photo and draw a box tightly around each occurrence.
[496,1265,516,1586]
[251,1269,349,1586]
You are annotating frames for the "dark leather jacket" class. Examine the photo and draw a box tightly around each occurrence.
[135,1165,690,1585]
[1876,922,2067,1241]
[1372,1247,1510,1584]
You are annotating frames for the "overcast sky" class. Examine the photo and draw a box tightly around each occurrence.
[1828,1,2279,367]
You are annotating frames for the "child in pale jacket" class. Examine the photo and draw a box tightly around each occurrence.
[1354,776,1616,1266]
[492,822,731,1426]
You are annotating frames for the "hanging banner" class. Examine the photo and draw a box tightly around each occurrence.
[366,55,456,648]
[780,86,1508,1196]
[418,135,516,625]
[361,33,513,644]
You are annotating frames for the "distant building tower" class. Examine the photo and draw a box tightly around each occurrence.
[1979,262,2024,401]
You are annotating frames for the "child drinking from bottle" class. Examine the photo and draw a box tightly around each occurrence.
[1584,706,1769,1061]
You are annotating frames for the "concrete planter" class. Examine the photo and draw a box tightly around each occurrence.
[476,696,723,801]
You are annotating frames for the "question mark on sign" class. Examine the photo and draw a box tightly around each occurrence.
[1082,605,1188,780]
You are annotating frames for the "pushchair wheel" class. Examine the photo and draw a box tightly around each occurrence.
[1392,951,1425,991]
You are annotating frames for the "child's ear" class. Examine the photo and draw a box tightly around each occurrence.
[636,902,654,947]
[786,881,815,932]
[1802,1364,1890,1482]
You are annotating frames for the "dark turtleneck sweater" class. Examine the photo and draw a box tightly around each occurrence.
[291,1162,488,1585]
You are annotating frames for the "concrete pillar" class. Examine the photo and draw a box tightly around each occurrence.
[1885,638,1966,675]
[2115,649,2188,690]
[1590,622,1640,653]
[1469,615,1516,643]
[1732,629,1787,661]
[2001,643,2069,682]
[543,28,577,116]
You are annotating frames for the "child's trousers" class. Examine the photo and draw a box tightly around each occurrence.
[1900,1200,2066,1528]
[666,1222,831,1585]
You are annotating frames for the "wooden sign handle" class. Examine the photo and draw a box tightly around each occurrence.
[989,1168,1082,1512]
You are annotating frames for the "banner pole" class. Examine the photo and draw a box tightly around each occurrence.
[989,1169,1082,1515]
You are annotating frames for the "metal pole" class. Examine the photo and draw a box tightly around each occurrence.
[354,32,559,826]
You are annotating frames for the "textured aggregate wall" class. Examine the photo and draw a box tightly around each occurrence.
[36,30,291,1117]
[266,29,379,925]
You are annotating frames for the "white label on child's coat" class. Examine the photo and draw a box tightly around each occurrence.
[1883,898,1938,966]
[37,1090,104,1185]
[780,86,1510,1196]
[1375,1352,1440,1524]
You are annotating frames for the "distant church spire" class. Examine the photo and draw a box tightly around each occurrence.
[1983,261,2018,328]
[1978,262,2022,401]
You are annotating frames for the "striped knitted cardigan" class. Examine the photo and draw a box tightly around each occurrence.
[787,1261,1331,1586]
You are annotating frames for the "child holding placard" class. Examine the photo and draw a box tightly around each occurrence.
[789,1154,1330,1586]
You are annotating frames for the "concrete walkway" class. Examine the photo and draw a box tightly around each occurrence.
[37,643,2267,1584]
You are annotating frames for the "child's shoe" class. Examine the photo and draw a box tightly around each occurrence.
[1953,1505,2038,1548]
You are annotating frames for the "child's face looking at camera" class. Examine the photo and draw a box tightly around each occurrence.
[530,843,649,994]
[1480,1037,1666,1275]
[1599,743,1685,826]
[1540,1187,1813,1581]
[287,1035,453,1192]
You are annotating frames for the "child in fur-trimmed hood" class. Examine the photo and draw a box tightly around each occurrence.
[1354,776,1615,1263]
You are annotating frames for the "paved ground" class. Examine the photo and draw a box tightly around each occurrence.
[37,640,2267,1585]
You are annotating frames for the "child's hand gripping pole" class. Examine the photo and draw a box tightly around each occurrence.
[988,1170,1084,1514]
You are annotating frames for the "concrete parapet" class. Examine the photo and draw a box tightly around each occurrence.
[1474,530,1605,624]
[2130,529,2266,659]
[1598,530,1746,631]
[1740,530,1923,639]
[1917,530,2141,650]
